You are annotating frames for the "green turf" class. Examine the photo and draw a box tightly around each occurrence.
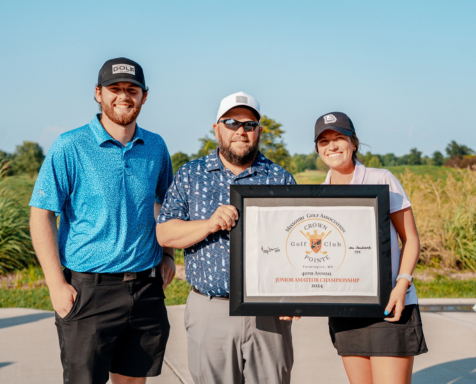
[414,277,476,298]
[293,165,466,185]
[385,165,464,181]
[164,278,190,305]
[0,277,191,311]
[0,286,54,310]
[1,277,473,311]
[293,170,327,185]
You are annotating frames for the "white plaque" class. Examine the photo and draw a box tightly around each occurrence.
[245,206,378,297]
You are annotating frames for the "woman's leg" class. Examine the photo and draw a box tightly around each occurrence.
[370,356,414,384]
[341,356,373,384]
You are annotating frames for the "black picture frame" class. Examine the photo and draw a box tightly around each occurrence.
[229,184,392,317]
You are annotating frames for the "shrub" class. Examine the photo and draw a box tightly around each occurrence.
[399,169,476,271]
[0,174,37,274]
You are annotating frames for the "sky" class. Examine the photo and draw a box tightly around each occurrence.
[1,0,475,158]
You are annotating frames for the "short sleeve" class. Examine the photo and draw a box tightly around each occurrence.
[29,137,71,214]
[155,143,173,205]
[157,165,190,223]
[382,171,411,214]
[288,174,297,185]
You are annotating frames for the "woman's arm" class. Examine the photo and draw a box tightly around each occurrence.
[384,207,420,322]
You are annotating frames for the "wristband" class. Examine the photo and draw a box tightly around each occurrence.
[163,252,175,262]
[396,273,413,286]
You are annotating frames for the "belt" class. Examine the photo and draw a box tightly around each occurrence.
[68,267,158,282]
[192,287,229,300]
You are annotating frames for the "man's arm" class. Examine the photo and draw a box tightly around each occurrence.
[30,207,77,318]
[157,205,239,249]
[155,203,176,290]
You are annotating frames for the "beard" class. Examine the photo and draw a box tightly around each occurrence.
[100,99,143,126]
[217,130,260,166]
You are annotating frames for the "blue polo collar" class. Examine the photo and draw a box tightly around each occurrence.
[89,114,145,146]
[205,149,269,176]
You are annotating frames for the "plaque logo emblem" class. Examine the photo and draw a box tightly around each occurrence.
[300,230,331,254]
[285,218,346,272]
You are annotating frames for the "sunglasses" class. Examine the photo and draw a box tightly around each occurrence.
[218,119,260,132]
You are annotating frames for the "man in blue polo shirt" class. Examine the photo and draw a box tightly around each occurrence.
[29,57,175,384]
[157,92,295,384]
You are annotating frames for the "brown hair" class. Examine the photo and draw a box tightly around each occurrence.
[349,133,360,164]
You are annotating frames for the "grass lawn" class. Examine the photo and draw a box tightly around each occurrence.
[293,165,465,185]
[1,277,473,311]
[414,277,476,298]
[0,278,191,311]
[293,170,327,184]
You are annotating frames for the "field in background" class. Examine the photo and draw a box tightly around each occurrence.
[1,165,475,310]
[295,165,476,271]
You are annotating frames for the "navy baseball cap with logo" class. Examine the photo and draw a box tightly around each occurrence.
[98,57,148,91]
[314,112,355,142]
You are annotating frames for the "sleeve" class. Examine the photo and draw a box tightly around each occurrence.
[288,174,297,185]
[157,165,190,224]
[154,141,174,205]
[29,137,71,214]
[382,171,411,214]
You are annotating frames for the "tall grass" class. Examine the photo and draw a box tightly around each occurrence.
[399,168,476,271]
[0,173,37,274]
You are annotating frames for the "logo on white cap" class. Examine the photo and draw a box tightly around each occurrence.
[216,91,260,122]
[323,114,337,124]
[236,96,248,104]
[112,64,135,75]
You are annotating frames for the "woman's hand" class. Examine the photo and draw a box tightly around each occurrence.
[384,279,409,322]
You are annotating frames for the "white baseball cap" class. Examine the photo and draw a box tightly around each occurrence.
[216,91,261,122]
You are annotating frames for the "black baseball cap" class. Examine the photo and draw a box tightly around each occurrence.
[98,57,148,91]
[314,112,355,142]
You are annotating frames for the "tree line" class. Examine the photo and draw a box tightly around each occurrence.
[1,142,45,178]
[171,116,476,174]
[1,118,474,177]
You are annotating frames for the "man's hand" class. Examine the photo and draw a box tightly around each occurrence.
[159,256,176,291]
[207,205,239,233]
[50,282,78,318]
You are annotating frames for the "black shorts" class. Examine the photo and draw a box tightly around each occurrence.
[328,304,428,357]
[55,268,170,384]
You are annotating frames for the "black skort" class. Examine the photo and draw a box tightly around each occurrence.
[55,268,170,384]
[329,304,428,357]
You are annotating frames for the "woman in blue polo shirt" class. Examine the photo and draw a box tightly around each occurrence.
[314,112,428,384]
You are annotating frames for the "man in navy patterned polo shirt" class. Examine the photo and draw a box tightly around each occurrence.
[157,91,296,384]
[29,58,175,384]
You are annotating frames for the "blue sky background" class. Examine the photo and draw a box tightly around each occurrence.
[1,0,475,157]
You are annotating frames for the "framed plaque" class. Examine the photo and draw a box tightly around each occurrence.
[229,185,392,317]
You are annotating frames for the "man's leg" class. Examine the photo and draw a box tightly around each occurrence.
[241,316,294,384]
[55,272,130,384]
[184,290,243,384]
[110,276,170,379]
